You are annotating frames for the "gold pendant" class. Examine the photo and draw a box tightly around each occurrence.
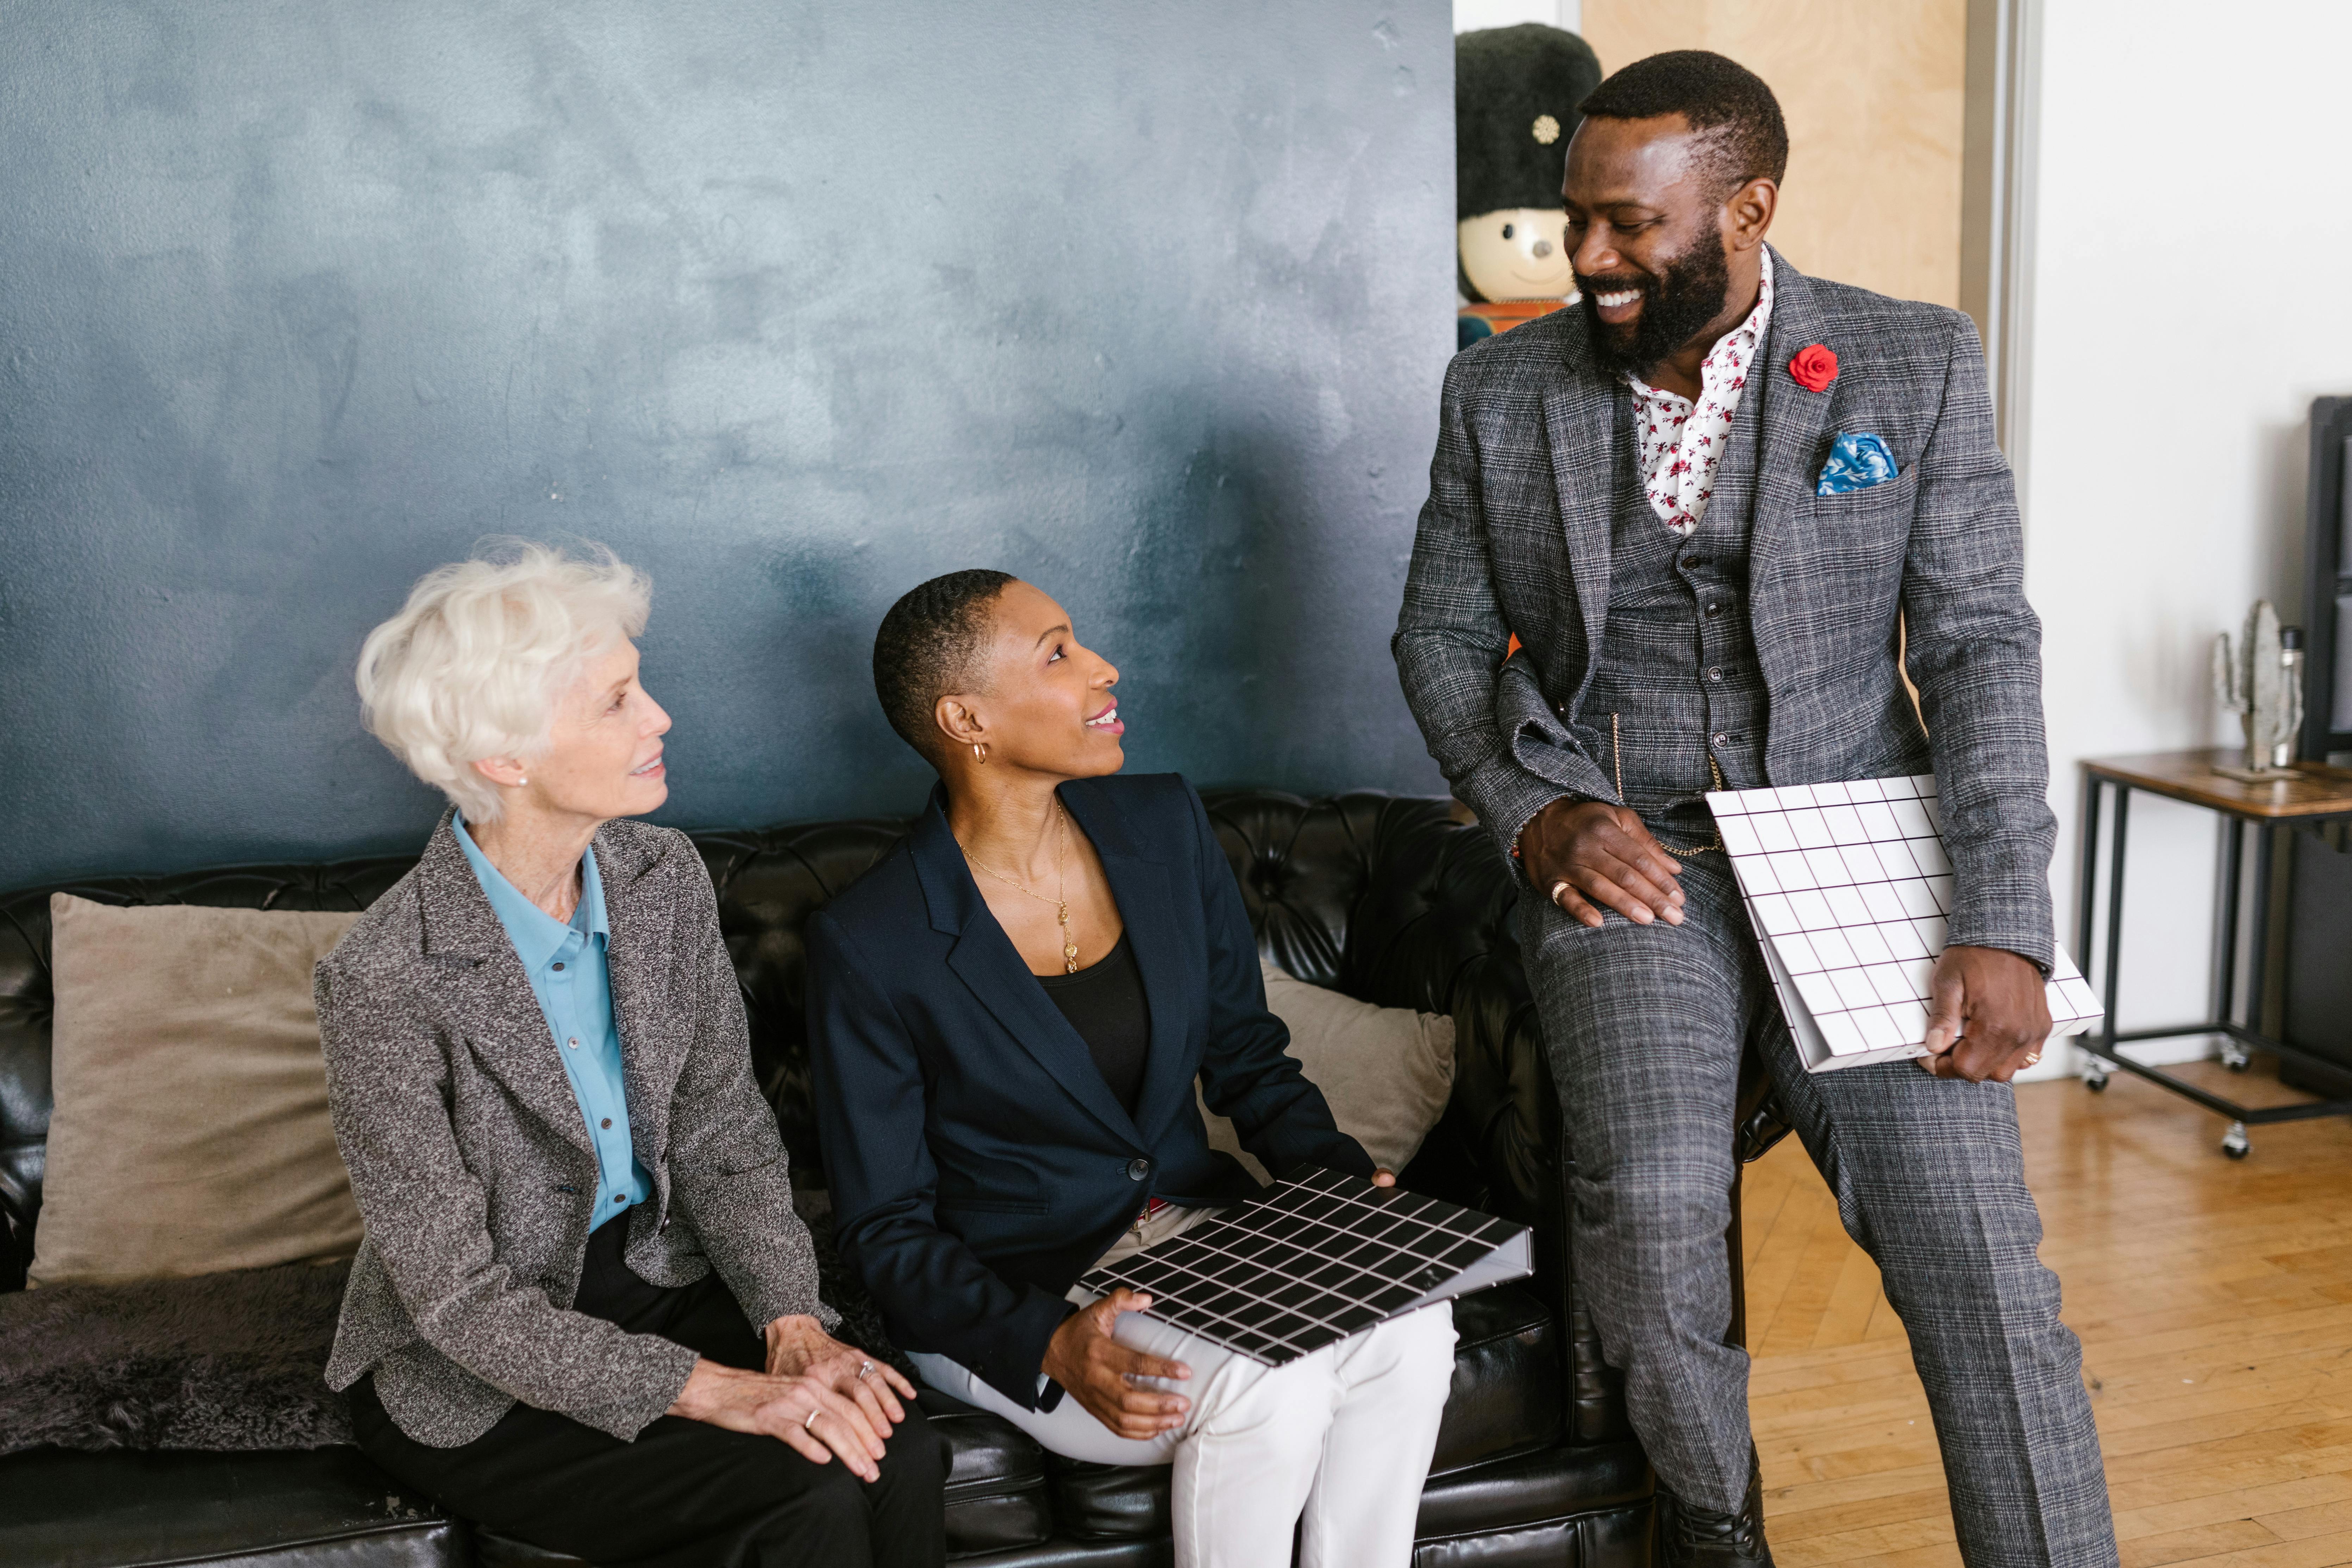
[1058,905,1078,972]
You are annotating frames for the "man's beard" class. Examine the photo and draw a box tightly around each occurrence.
[1578,236,1734,378]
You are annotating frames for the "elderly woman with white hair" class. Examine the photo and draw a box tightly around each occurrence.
[317,543,944,1568]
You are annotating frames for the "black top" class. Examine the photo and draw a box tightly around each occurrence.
[1036,930,1150,1116]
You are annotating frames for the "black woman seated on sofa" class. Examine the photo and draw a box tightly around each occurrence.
[316,543,944,1568]
[805,570,1458,1568]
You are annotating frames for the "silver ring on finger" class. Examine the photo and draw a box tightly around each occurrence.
[856,1360,875,1382]
[803,1406,820,1432]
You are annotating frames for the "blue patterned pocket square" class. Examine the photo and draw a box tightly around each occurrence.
[1816,432,1899,495]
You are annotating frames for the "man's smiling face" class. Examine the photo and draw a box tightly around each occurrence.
[1562,113,1739,377]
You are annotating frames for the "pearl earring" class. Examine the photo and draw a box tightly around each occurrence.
[516,776,528,786]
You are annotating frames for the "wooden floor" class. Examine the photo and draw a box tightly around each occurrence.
[1744,1057,2352,1568]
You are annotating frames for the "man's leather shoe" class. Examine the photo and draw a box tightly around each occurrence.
[1658,1450,1773,1568]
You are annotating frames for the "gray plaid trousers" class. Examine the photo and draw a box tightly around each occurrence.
[1526,852,2115,1567]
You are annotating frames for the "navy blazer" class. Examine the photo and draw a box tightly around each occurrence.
[806,772,1374,1409]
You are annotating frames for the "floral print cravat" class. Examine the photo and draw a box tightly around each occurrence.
[1623,248,1776,536]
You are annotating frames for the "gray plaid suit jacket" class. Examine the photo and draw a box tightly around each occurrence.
[1393,248,2056,970]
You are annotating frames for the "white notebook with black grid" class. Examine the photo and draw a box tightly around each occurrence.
[1076,1167,1532,1367]
[1703,773,2104,1073]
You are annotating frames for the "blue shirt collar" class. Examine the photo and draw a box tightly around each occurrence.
[450,813,609,973]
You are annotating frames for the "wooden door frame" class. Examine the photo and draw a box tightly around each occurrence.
[1960,0,2042,480]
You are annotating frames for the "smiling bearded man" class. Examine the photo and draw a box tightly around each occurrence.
[1393,51,2118,1568]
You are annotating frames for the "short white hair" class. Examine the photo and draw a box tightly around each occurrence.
[356,541,651,824]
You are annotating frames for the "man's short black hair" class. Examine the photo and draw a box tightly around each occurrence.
[872,569,1016,760]
[1578,50,1788,198]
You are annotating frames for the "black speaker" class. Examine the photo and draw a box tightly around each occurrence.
[2281,824,2352,1097]
[2300,398,2352,767]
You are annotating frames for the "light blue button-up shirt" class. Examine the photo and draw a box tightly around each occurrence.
[452,815,654,1231]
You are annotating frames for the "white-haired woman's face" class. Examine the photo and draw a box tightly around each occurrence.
[491,639,671,823]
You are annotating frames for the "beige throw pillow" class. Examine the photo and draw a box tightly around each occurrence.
[1196,960,1457,1182]
[30,895,365,1287]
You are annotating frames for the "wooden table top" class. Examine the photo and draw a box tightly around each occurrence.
[2082,748,2352,818]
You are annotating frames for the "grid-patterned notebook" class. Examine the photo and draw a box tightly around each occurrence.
[1076,1168,1532,1366]
[1703,774,2105,1072]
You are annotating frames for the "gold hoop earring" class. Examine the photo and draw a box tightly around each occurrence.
[971,743,986,762]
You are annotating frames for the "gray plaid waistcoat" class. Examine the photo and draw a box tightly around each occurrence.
[1579,364,1774,839]
[1393,249,2054,969]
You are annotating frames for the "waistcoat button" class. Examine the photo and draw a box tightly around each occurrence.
[1712,732,1728,747]
[1127,1158,1151,1181]
[1707,667,1724,682]
[1706,601,1726,616]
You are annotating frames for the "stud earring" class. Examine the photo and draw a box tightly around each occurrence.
[516,776,528,787]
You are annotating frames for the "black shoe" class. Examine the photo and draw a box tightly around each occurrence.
[1657,1450,1772,1568]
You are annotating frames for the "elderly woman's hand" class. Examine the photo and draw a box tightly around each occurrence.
[765,1313,917,1441]
[667,1342,907,1481]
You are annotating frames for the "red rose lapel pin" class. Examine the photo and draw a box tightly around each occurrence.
[1788,343,1838,393]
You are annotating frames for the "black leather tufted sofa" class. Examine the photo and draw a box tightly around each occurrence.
[0,789,1787,1567]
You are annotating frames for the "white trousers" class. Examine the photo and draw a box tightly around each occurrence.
[911,1209,1458,1568]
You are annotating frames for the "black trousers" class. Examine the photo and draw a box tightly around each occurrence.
[349,1220,946,1568]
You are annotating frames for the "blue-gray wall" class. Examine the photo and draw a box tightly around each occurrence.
[0,1,1455,887]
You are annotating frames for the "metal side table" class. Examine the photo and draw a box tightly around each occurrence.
[2076,749,2352,1157]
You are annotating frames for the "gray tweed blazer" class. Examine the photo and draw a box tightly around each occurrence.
[1394,249,2056,968]
[315,813,836,1448]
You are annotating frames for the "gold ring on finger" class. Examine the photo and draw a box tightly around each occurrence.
[1549,880,1571,907]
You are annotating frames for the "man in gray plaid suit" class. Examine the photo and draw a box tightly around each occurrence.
[1393,52,2115,1568]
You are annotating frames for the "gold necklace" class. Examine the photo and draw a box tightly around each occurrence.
[961,800,1082,973]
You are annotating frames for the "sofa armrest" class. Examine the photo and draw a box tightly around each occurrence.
[1413,921,1632,1445]
[1199,788,1636,1447]
[0,1181,30,1293]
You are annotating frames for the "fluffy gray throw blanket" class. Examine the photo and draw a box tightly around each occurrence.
[0,1260,354,1455]
[0,1202,907,1456]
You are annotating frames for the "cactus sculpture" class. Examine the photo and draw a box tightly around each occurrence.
[2212,600,2303,774]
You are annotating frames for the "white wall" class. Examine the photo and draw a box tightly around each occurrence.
[2021,0,2352,1075]
[1454,0,1581,34]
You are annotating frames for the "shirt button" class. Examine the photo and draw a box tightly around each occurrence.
[567,1038,579,1050]
[1126,1158,1151,1182]
[600,1118,612,1130]
[552,962,565,972]
[614,1194,626,1205]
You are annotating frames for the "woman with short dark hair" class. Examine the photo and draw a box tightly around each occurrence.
[320,543,944,1568]
[807,570,1457,1568]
